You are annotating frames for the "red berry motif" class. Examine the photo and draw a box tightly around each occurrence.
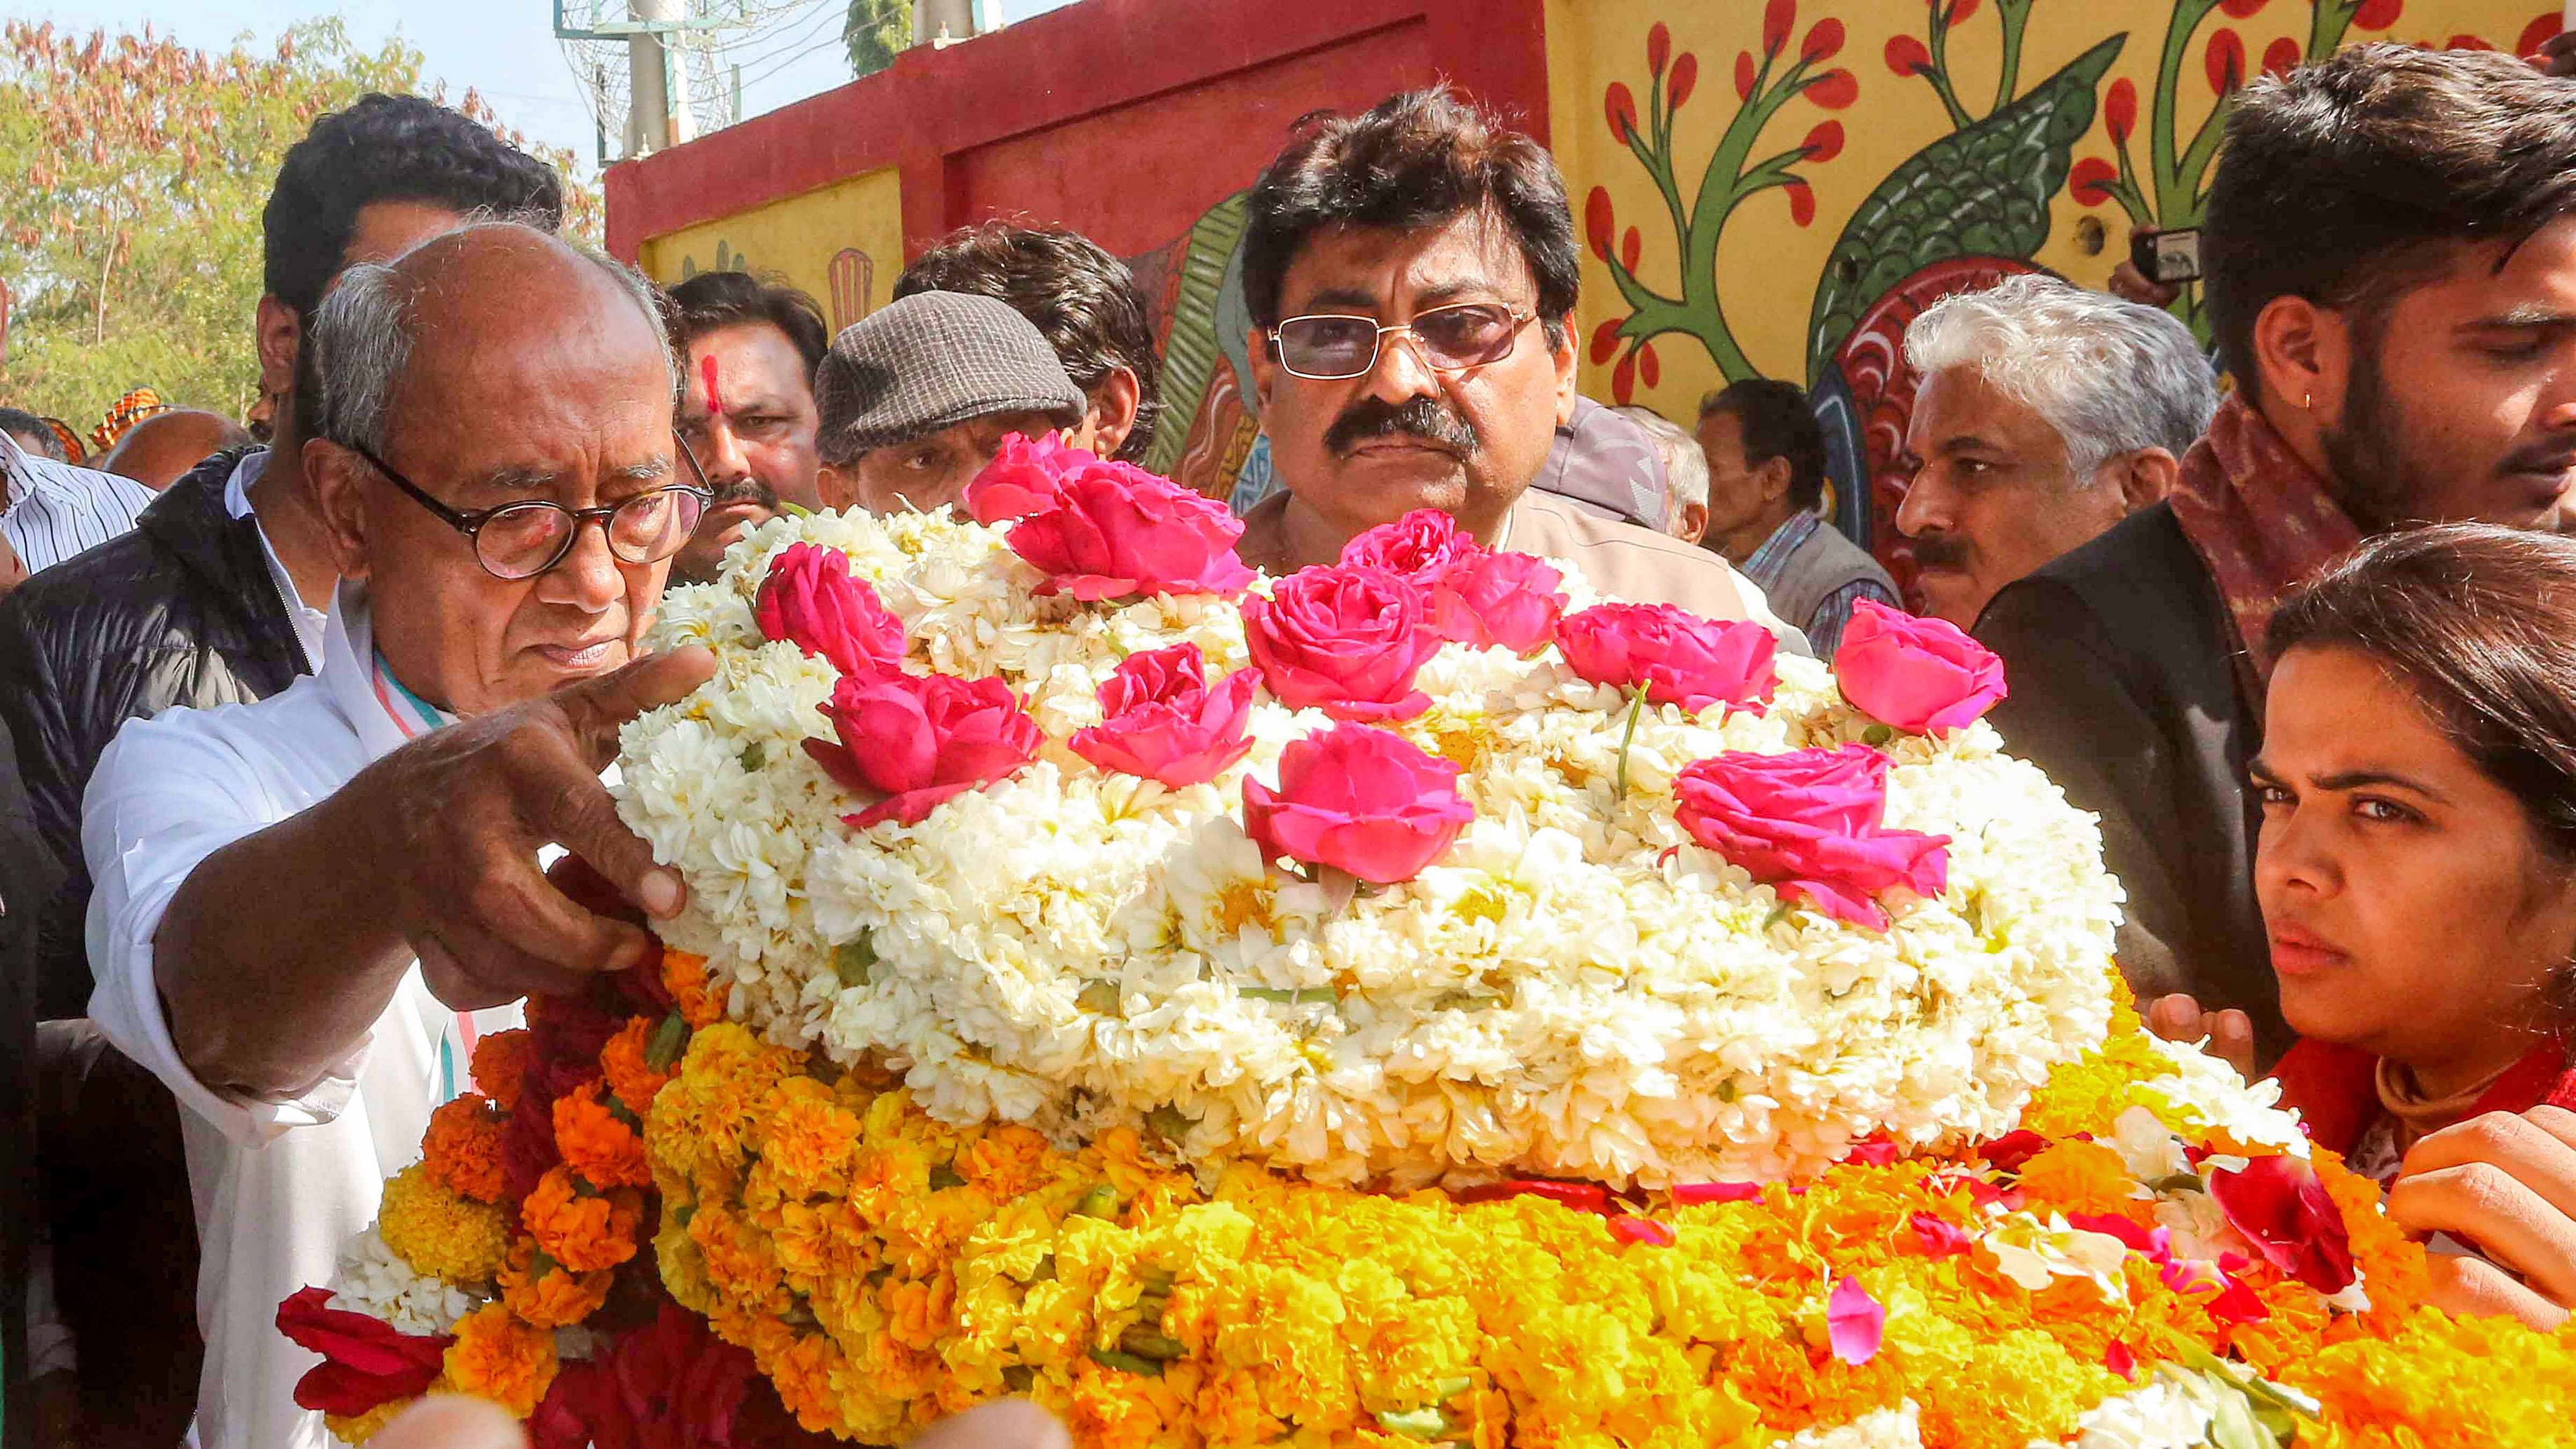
[1607,82,1639,142]
[1803,121,1845,163]
[1785,177,1817,227]
[1735,50,1757,101]
[1647,21,1670,76]
[2205,28,2245,96]
[2354,0,2402,31]
[1585,187,1615,261]
[1885,34,1933,77]
[2104,78,2136,145]
[2262,37,2302,77]
[1802,18,1846,65]
[1763,0,1796,58]
[2069,157,2118,207]
[1807,69,1858,109]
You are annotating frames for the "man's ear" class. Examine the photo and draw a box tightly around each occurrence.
[1757,455,1795,505]
[255,296,299,402]
[1086,367,1143,457]
[1246,326,1276,416]
[304,437,375,581]
[1678,500,1709,545]
[816,460,858,514]
[1549,316,1579,427]
[2114,447,2180,514]
[2250,293,2352,425]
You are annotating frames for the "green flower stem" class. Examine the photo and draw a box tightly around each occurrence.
[1991,0,2035,115]
[1614,685,1648,803]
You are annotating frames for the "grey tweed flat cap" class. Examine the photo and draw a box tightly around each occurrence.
[814,290,1087,459]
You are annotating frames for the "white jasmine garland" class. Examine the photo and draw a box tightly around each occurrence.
[1786,1401,1926,1447]
[615,508,2126,1186]
[325,1226,479,1337]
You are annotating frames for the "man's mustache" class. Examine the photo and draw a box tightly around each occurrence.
[704,473,782,513]
[1908,532,1972,572]
[1325,396,1477,457]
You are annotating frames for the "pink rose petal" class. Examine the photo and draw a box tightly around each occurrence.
[1609,1217,1676,1247]
[1826,1277,1884,1365]
[1907,1211,1971,1258]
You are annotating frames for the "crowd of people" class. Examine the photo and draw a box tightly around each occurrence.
[8,35,2576,1449]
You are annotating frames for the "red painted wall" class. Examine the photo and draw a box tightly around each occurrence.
[605,0,1551,266]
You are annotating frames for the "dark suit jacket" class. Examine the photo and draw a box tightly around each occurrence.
[1972,503,2287,1064]
[0,713,57,1449]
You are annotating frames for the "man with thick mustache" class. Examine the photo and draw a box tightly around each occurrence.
[664,269,829,582]
[1232,89,1798,644]
[1975,45,2576,1069]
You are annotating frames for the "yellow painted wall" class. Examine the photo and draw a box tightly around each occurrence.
[636,167,906,334]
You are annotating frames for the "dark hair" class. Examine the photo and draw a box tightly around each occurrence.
[264,93,564,318]
[662,269,831,378]
[894,222,1163,463]
[1700,378,1828,513]
[0,407,57,460]
[2205,45,2576,396]
[1243,88,1578,348]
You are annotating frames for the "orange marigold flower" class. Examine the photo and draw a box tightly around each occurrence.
[554,1080,652,1189]
[422,1094,507,1203]
[2015,1140,2150,1223]
[440,1302,560,1417]
[600,1015,674,1117]
[497,1234,614,1329]
[522,1164,641,1272]
[470,1029,535,1114]
[664,948,727,1028]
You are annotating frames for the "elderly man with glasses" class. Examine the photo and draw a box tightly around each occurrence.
[76,222,721,1449]
[1233,90,1800,647]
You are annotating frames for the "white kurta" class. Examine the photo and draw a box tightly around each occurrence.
[84,583,520,1449]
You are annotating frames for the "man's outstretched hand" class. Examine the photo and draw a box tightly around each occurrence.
[2143,992,2257,1082]
[370,645,715,1011]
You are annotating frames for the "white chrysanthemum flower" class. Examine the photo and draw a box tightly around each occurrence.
[1789,1401,1925,1447]
[612,507,2124,1186]
[326,1226,478,1336]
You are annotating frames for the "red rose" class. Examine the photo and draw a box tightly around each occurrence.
[532,1302,819,1449]
[1341,507,1483,583]
[2206,1153,2357,1294]
[1242,723,1474,883]
[804,669,1041,828]
[275,1286,452,1416]
[1245,564,1443,721]
[961,430,1079,525]
[753,543,907,678]
[1435,550,1566,655]
[1672,744,1949,930]
[1004,462,1256,601]
[1069,643,1259,788]
[1557,602,1776,714]
[1832,598,2007,732]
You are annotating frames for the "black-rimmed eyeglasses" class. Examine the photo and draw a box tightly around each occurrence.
[347,434,714,581]
[1268,301,1535,380]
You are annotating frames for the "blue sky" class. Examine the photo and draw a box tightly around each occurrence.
[23,0,1080,173]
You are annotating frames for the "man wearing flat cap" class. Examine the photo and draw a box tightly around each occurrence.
[815,289,1094,514]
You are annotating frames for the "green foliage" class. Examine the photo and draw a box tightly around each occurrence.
[0,18,602,427]
[845,0,912,78]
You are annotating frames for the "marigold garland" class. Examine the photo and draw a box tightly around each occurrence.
[663,948,727,1029]
[521,1164,642,1273]
[470,1029,535,1115]
[376,1162,509,1286]
[421,1094,507,1203]
[553,1079,653,1189]
[599,1015,674,1117]
[438,1303,561,1417]
[496,1234,614,1329]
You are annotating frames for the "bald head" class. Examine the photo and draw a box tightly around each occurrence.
[99,408,253,490]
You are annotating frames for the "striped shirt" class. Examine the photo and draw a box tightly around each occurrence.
[0,428,152,574]
[1739,510,1900,660]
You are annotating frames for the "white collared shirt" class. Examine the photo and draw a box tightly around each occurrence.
[0,427,152,573]
[219,448,329,670]
[83,583,521,1449]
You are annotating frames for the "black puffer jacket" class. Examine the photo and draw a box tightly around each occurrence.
[0,445,307,1018]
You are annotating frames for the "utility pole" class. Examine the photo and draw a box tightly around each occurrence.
[624,0,696,157]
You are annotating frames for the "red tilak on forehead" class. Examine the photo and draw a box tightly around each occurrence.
[700,354,726,416]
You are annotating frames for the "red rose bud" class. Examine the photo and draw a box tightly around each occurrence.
[1341,506,1483,583]
[1242,723,1474,884]
[1004,461,1255,602]
[1557,602,1777,714]
[1246,564,1443,722]
[962,430,1081,524]
[2206,1152,2357,1294]
[807,669,1041,829]
[1672,744,1950,931]
[1908,1211,1972,1257]
[1435,550,1567,655]
[276,1286,452,1416]
[1833,598,2007,732]
[755,542,908,678]
[1069,643,1260,788]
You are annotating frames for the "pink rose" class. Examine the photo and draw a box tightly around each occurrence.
[753,543,907,678]
[1672,744,1950,930]
[1004,462,1257,602]
[1069,643,1260,788]
[1341,507,1484,582]
[962,431,1080,525]
[1556,603,1777,714]
[1242,723,1474,883]
[1245,564,1443,721]
[2206,1153,2357,1294]
[804,669,1041,828]
[1435,550,1566,655]
[1833,599,2007,732]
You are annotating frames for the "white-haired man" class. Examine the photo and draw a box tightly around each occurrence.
[1893,273,2217,628]
[1613,404,1711,545]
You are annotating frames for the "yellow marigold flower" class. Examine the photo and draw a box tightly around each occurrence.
[321,1396,413,1445]
[469,1029,533,1114]
[646,1023,793,1193]
[752,1076,861,1203]
[954,1124,1053,1201]
[662,948,727,1028]
[521,1164,640,1272]
[691,1199,792,1315]
[2014,1140,2149,1224]
[554,1079,652,1190]
[440,1304,560,1418]
[378,1162,509,1286]
[497,1234,613,1329]
[421,1094,506,1204]
[599,1015,672,1117]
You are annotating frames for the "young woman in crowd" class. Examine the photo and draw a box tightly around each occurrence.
[2148,524,2576,1332]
